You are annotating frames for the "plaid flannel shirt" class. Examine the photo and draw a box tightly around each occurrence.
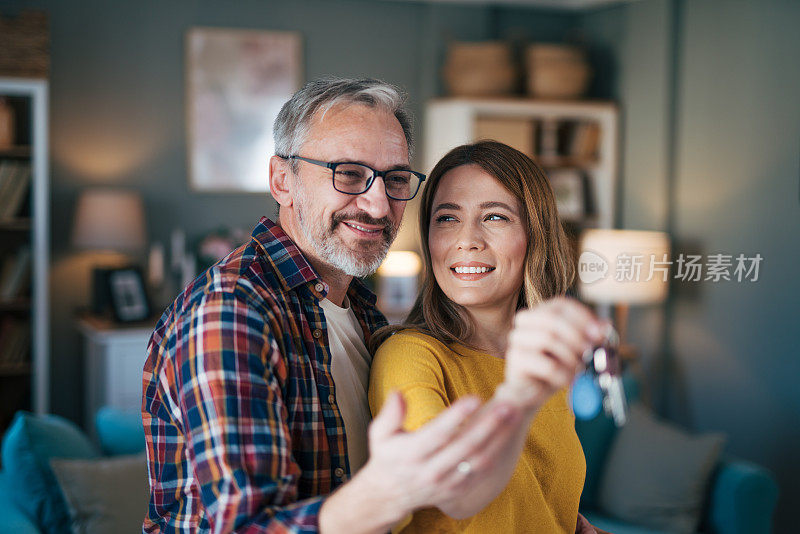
[142,217,387,533]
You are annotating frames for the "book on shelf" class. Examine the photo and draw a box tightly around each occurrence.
[0,317,31,367]
[0,246,31,301]
[0,160,31,220]
[568,121,601,162]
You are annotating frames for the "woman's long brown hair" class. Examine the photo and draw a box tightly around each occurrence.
[369,140,575,353]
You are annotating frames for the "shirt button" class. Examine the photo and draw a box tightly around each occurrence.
[334,467,345,479]
[315,283,325,292]
[313,329,322,339]
[328,394,336,405]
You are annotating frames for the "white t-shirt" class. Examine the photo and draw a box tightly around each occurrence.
[319,296,372,474]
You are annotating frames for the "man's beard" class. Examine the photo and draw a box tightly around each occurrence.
[294,185,398,278]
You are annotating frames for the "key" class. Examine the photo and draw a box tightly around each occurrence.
[571,325,628,426]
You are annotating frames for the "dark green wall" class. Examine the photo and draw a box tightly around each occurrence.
[581,0,800,529]
[0,0,574,425]
[4,0,797,529]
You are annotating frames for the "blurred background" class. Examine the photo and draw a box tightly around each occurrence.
[0,0,797,532]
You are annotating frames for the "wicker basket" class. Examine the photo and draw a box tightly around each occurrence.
[0,10,49,78]
[525,44,590,99]
[443,41,516,97]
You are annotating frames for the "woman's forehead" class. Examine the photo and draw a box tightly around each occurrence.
[433,164,519,207]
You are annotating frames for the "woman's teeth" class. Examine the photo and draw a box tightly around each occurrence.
[453,266,493,274]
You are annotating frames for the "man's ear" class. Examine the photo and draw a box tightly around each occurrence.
[269,155,293,208]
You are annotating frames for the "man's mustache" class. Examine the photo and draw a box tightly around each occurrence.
[331,212,397,240]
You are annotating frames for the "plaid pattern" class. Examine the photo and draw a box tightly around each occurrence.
[142,217,387,533]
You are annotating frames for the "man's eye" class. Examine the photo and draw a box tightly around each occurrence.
[336,170,363,178]
[386,174,411,186]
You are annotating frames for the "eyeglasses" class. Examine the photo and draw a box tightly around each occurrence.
[281,155,426,201]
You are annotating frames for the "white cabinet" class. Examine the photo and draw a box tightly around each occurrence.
[424,98,619,229]
[78,316,152,432]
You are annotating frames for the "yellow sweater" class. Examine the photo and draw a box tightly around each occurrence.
[368,330,586,534]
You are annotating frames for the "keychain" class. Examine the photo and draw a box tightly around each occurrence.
[570,324,628,426]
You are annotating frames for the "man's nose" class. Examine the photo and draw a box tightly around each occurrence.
[355,176,391,219]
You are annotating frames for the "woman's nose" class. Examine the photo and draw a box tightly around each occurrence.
[456,223,485,251]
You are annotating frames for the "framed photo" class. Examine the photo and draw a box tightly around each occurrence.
[186,28,302,192]
[548,169,586,221]
[107,268,151,323]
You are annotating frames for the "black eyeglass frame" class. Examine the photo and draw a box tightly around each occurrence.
[280,155,426,201]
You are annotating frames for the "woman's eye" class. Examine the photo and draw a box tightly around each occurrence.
[485,213,509,222]
[435,215,456,223]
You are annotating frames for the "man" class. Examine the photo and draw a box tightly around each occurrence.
[142,78,530,533]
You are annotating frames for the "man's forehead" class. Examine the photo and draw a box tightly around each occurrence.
[302,102,409,165]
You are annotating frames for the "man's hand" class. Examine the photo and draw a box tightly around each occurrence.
[497,297,607,412]
[319,391,522,533]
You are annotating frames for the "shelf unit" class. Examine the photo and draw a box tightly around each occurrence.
[424,98,618,230]
[0,77,49,433]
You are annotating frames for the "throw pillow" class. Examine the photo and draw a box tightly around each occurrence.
[95,406,145,455]
[0,411,99,534]
[50,453,150,534]
[598,403,725,533]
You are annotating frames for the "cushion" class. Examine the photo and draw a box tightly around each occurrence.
[575,409,617,508]
[598,403,725,533]
[0,411,100,534]
[95,406,145,455]
[0,470,40,534]
[50,453,149,534]
[575,373,640,508]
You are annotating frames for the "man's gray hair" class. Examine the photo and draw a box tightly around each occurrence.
[273,77,413,164]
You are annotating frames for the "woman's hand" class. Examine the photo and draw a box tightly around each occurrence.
[497,296,607,412]
[321,391,525,532]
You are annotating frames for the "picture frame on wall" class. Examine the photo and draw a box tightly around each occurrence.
[107,267,151,323]
[186,28,302,192]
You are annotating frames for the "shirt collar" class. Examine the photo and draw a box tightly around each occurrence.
[250,217,320,292]
[251,217,379,306]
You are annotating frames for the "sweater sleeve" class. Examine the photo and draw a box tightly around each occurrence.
[368,331,451,432]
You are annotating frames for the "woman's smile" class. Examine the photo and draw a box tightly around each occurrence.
[450,261,496,280]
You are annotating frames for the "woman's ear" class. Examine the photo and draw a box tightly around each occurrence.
[269,155,293,208]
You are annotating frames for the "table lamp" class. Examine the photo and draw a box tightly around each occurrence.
[72,189,146,315]
[577,229,670,354]
[376,250,422,323]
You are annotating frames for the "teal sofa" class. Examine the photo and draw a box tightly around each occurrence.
[0,408,145,534]
[1,402,779,534]
[574,380,779,534]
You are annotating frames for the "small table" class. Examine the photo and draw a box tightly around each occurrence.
[77,315,155,436]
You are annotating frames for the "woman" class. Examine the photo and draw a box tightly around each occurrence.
[368,141,607,533]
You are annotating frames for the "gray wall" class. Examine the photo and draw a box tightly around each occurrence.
[4,0,797,528]
[0,0,573,421]
[581,0,800,529]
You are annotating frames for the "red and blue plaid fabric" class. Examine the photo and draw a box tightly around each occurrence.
[142,217,387,533]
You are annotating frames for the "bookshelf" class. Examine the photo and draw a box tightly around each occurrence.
[0,77,49,434]
[424,98,618,230]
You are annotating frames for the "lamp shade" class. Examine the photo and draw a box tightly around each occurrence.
[578,229,670,305]
[377,251,422,277]
[72,189,146,252]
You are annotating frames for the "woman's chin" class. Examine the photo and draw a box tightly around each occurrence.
[448,291,506,311]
